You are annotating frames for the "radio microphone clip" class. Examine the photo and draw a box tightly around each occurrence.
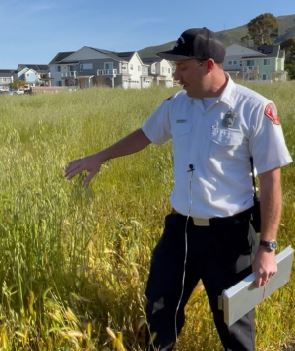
[188,163,195,172]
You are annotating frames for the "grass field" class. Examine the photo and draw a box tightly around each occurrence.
[0,83,294,350]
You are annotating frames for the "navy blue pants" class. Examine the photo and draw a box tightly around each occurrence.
[145,211,258,351]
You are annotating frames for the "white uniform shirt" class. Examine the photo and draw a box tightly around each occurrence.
[142,76,292,218]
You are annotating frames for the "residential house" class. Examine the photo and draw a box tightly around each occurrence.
[224,44,287,81]
[17,64,51,86]
[49,47,153,89]
[0,69,17,91]
[141,57,174,87]
[48,52,75,87]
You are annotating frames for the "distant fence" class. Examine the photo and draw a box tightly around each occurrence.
[32,86,79,94]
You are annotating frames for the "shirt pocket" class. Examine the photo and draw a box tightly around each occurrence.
[171,122,192,137]
[211,127,243,145]
[210,127,244,158]
[171,122,192,162]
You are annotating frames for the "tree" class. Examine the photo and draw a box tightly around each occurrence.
[247,13,278,46]
[281,38,295,58]
[9,80,26,90]
[241,34,251,47]
[281,38,295,79]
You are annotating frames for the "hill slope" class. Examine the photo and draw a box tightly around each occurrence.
[139,14,295,58]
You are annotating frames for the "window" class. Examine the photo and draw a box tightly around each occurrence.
[104,62,113,70]
[81,63,93,70]
[228,60,232,65]
[138,66,141,72]
[246,60,255,67]
[57,66,61,72]
[264,59,270,66]
[130,64,133,70]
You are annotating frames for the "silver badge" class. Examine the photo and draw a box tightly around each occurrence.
[222,110,237,128]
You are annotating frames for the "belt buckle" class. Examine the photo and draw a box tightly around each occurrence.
[192,217,210,226]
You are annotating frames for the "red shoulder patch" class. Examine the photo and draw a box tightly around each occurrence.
[264,103,280,125]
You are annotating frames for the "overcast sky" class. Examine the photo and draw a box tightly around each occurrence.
[1,0,294,68]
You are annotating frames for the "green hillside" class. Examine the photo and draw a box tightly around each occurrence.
[139,14,295,59]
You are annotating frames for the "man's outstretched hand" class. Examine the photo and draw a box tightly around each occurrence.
[65,153,103,187]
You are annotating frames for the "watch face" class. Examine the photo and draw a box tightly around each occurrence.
[260,240,277,251]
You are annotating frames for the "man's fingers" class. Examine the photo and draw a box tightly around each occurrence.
[255,271,276,287]
[256,276,268,287]
[64,157,101,185]
[65,167,78,179]
[65,160,83,179]
[83,170,97,187]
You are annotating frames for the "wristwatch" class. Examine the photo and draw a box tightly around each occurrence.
[259,240,277,252]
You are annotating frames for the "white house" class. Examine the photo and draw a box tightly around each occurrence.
[17,64,51,86]
[0,70,16,91]
[141,57,174,87]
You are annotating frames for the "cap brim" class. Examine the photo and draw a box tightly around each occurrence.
[157,50,193,61]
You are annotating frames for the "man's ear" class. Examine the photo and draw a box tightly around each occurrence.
[207,59,215,72]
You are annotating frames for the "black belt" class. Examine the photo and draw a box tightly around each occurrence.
[171,207,253,226]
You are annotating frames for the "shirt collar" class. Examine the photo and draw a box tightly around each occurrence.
[218,73,236,108]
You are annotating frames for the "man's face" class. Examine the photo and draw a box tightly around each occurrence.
[173,59,207,98]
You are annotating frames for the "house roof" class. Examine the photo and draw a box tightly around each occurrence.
[52,47,137,64]
[0,69,17,76]
[226,44,284,60]
[257,44,276,55]
[257,44,285,58]
[225,44,263,57]
[141,56,162,64]
[49,52,75,64]
[88,47,134,62]
[18,64,49,72]
[225,44,285,59]
[116,52,135,60]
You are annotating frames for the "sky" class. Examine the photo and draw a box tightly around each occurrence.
[0,0,294,69]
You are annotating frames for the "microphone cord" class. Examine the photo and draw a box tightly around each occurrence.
[174,164,195,344]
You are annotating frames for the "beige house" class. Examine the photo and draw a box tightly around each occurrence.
[141,57,174,87]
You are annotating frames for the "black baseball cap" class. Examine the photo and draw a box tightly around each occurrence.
[157,27,225,63]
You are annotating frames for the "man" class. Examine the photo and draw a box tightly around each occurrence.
[65,28,292,351]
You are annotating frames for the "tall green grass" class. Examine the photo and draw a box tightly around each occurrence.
[0,83,294,350]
